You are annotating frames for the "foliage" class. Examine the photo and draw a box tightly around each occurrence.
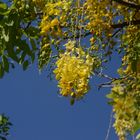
[0,0,140,139]
[0,114,12,140]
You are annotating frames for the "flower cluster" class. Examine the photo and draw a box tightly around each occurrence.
[84,0,113,36]
[53,40,95,100]
[113,118,133,140]
[40,0,71,36]
[107,79,140,139]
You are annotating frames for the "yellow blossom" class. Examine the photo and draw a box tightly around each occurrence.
[51,18,59,27]
[53,40,95,100]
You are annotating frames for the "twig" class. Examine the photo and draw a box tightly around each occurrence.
[111,28,122,38]
[98,81,114,90]
[111,20,140,28]
[98,73,114,80]
[112,0,140,10]
[63,32,91,40]
[24,22,32,30]
[105,110,113,140]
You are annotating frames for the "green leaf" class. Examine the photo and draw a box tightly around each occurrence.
[2,127,9,133]
[38,48,51,71]
[0,3,7,10]
[30,38,37,50]
[25,26,39,37]
[0,115,2,122]
[2,28,9,42]
[136,133,140,140]
[17,40,31,55]
[70,98,75,105]
[106,93,114,99]
[5,20,14,27]
[7,47,19,62]
[107,101,114,105]
[137,43,140,48]
[23,60,29,71]
[0,63,4,78]
[2,56,9,73]
[19,52,26,64]
[131,61,137,73]
[132,123,140,134]
[30,52,35,63]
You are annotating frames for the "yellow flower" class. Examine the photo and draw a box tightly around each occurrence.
[53,40,95,100]
[51,18,59,27]
[40,25,50,35]
[124,64,132,74]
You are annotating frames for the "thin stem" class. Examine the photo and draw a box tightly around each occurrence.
[97,73,114,80]
[105,110,113,140]
[74,0,79,41]
[79,2,84,46]
[63,31,91,40]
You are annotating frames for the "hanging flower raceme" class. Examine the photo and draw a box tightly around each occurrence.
[40,0,71,36]
[107,78,140,140]
[53,40,96,101]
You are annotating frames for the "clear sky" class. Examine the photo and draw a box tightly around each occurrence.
[0,54,120,140]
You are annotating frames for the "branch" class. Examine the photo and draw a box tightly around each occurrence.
[97,75,127,90]
[63,32,91,40]
[24,22,32,30]
[98,81,114,90]
[111,28,122,37]
[111,19,140,28]
[113,0,140,10]
[95,71,114,80]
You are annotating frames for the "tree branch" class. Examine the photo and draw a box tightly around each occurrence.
[111,19,140,28]
[97,75,127,90]
[63,32,91,40]
[98,81,114,90]
[113,0,140,10]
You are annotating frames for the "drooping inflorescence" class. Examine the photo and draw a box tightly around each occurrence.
[53,40,97,101]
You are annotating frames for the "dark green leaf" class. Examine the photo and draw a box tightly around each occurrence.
[25,26,39,37]
[30,52,35,63]
[107,101,114,105]
[131,61,137,73]
[23,60,29,71]
[0,136,6,140]
[17,40,31,55]
[19,52,26,64]
[38,48,51,70]
[7,47,19,62]
[30,38,37,50]
[2,127,9,133]
[0,63,4,78]
[2,56,9,73]
[70,98,75,105]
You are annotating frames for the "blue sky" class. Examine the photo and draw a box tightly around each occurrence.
[0,56,120,140]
